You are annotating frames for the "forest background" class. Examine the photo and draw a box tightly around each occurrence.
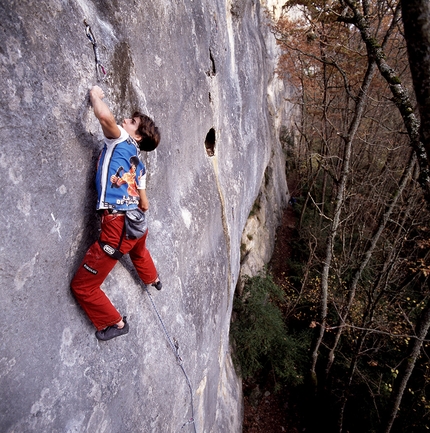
[230,1,430,432]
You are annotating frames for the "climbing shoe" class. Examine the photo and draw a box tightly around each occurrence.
[95,316,129,341]
[152,280,162,291]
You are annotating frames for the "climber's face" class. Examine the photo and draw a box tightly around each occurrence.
[122,117,142,141]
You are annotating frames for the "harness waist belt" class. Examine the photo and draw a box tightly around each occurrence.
[99,209,127,215]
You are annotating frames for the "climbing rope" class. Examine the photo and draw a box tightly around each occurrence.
[144,287,197,433]
[84,20,107,82]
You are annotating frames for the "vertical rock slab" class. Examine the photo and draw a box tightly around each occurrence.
[0,0,288,431]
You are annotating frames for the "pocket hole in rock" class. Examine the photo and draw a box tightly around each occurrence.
[205,128,216,157]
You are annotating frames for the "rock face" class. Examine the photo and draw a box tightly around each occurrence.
[0,1,289,432]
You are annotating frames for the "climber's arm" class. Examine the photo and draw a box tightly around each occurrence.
[89,85,121,139]
[138,189,149,212]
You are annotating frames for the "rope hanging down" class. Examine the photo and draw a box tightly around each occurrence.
[84,20,107,81]
[144,287,197,433]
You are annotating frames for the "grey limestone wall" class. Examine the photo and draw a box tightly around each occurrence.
[0,0,289,432]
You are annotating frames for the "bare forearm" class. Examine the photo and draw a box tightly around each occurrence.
[89,86,120,139]
[90,87,113,121]
[138,189,149,211]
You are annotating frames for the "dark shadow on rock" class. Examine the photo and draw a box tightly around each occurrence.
[120,255,147,289]
[68,91,102,278]
[110,41,140,118]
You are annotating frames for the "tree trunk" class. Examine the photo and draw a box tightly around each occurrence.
[310,56,373,379]
[325,150,417,377]
[342,0,430,203]
[401,0,430,163]
[384,296,430,433]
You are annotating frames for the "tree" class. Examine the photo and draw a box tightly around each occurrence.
[273,1,430,431]
[338,0,430,202]
[401,0,430,164]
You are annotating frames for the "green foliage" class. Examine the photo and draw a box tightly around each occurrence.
[248,197,261,217]
[230,272,309,387]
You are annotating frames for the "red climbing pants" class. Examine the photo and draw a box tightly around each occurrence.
[71,211,158,331]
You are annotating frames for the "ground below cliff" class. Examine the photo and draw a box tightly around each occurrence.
[242,192,303,433]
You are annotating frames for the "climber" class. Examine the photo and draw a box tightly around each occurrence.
[71,85,162,341]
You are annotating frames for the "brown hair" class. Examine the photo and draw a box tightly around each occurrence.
[133,111,160,152]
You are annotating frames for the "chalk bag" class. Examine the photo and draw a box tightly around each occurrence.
[125,208,147,239]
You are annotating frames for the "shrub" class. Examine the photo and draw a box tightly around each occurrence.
[230,271,308,387]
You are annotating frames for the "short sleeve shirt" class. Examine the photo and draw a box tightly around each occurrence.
[95,126,147,211]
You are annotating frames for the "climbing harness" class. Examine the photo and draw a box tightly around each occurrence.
[84,20,107,81]
[144,286,197,433]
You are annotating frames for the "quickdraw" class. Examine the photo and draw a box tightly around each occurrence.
[84,19,107,81]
